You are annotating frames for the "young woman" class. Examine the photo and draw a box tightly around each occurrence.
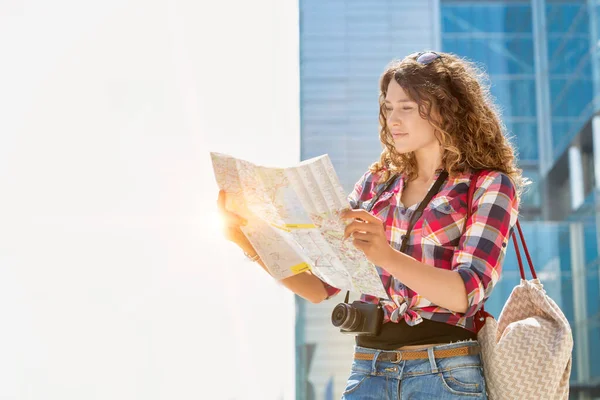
[218,51,524,399]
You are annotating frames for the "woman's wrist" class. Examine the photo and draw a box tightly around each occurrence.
[379,246,401,271]
[243,251,260,262]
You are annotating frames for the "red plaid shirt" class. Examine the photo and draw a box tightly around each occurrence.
[323,169,519,332]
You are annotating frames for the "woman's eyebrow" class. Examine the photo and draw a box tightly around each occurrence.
[384,99,414,103]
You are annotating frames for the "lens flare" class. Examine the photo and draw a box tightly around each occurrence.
[212,212,226,233]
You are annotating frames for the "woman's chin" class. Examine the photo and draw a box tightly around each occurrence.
[393,144,415,154]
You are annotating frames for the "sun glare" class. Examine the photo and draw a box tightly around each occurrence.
[212,211,226,233]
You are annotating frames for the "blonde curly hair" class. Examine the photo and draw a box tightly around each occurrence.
[371,51,526,196]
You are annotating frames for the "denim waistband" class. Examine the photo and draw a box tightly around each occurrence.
[352,340,482,378]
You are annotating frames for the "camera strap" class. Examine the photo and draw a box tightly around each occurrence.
[399,170,448,253]
[345,169,449,300]
[380,170,448,295]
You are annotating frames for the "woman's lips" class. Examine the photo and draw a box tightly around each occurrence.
[392,132,408,138]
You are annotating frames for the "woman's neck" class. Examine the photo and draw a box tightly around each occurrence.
[413,146,443,184]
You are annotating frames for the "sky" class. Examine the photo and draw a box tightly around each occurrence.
[0,1,299,398]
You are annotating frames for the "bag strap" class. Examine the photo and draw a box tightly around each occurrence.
[466,170,537,331]
[512,222,538,280]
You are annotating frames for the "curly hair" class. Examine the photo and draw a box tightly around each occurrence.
[371,51,526,196]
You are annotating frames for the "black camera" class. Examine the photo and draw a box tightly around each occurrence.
[331,300,383,336]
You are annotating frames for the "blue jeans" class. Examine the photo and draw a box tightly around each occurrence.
[342,341,487,399]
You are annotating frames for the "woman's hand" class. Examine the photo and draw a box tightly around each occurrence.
[340,209,395,267]
[217,190,328,303]
[217,190,258,258]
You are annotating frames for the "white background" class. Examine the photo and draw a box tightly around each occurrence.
[0,1,298,399]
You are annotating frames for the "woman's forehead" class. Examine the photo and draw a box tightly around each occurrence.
[385,80,413,102]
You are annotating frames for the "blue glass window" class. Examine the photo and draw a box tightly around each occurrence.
[442,4,532,34]
[546,2,588,34]
[505,121,539,161]
[547,37,591,75]
[550,77,594,118]
[521,169,541,207]
[441,1,538,163]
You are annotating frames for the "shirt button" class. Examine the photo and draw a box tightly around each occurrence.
[502,242,507,248]
[400,209,407,215]
[401,234,406,240]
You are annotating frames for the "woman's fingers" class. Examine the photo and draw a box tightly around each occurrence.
[217,191,257,255]
[350,231,371,242]
[217,190,247,227]
[343,220,379,240]
[217,190,228,211]
[224,226,241,242]
[222,211,247,227]
[225,226,255,253]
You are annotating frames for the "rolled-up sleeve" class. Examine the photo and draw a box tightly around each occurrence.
[347,171,372,209]
[452,171,519,317]
[321,281,341,300]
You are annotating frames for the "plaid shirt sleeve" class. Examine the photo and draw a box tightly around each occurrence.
[347,170,374,209]
[320,171,373,300]
[452,171,519,317]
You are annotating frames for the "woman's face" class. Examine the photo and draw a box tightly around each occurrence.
[384,79,439,155]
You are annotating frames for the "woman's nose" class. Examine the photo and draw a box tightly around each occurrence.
[387,109,401,125]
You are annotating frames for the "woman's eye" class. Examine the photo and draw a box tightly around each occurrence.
[385,107,393,112]
[402,107,414,111]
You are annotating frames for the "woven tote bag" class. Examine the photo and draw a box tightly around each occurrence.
[467,171,573,400]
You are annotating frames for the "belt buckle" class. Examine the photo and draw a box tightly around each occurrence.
[391,351,403,363]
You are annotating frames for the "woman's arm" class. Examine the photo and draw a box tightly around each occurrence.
[218,189,333,304]
[342,171,519,315]
[253,257,330,304]
[341,209,472,313]
[380,253,469,313]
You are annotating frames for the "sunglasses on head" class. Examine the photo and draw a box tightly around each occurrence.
[394,51,443,83]
[412,51,442,65]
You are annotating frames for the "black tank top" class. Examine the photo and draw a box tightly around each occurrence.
[356,318,477,350]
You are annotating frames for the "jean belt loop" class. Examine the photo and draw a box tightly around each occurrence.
[427,347,439,374]
[371,350,382,374]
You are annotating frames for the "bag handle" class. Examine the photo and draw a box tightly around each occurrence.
[512,221,537,280]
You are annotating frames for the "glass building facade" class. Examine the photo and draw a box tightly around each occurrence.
[299,0,441,192]
[298,0,600,398]
[297,1,440,398]
[441,1,600,396]
[546,0,595,160]
[442,1,542,219]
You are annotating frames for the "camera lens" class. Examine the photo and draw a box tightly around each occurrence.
[331,303,362,331]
